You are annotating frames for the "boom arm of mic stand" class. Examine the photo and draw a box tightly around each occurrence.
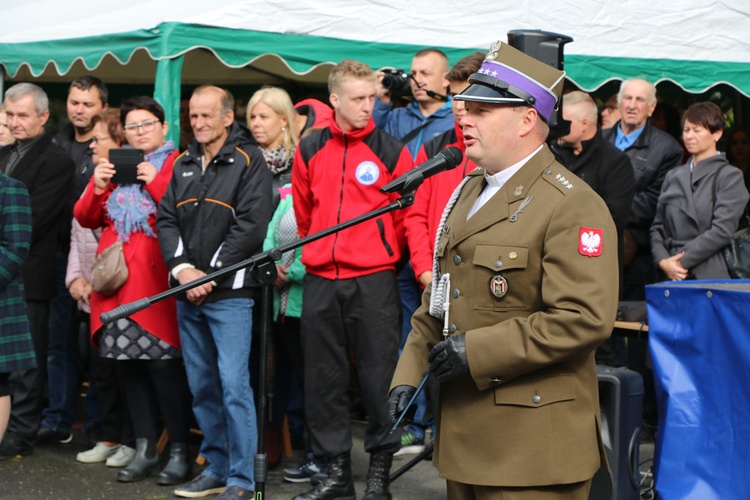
[100,196,414,325]
[99,249,281,325]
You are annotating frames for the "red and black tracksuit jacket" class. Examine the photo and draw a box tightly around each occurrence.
[292,118,414,280]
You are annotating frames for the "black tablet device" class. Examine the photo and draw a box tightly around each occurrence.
[109,148,145,185]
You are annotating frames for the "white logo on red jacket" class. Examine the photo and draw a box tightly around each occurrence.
[355,161,380,186]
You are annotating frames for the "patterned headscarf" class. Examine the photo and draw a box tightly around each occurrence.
[106,141,175,242]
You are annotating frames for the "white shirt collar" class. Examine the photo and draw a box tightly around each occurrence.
[468,145,543,219]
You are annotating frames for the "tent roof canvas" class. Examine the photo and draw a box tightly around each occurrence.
[2,0,750,95]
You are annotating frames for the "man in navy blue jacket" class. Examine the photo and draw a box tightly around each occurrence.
[373,49,456,458]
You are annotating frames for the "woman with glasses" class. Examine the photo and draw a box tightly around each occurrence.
[74,97,192,485]
[69,109,136,469]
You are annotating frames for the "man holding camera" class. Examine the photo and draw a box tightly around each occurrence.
[374,49,457,458]
[373,48,454,159]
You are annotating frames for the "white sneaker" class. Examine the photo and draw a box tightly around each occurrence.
[106,445,135,467]
[76,442,120,463]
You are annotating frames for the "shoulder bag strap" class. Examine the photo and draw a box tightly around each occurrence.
[400,115,438,145]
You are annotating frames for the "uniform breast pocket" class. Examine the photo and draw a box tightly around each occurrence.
[494,374,576,408]
[472,244,530,311]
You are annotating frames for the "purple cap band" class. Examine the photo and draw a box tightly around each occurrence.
[477,60,557,121]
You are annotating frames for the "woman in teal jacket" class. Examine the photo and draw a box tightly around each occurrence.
[262,182,306,466]
[263,183,305,321]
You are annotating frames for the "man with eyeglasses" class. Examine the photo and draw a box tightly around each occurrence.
[599,94,621,130]
[0,83,74,461]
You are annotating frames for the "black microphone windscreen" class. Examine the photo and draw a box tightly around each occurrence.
[440,147,463,169]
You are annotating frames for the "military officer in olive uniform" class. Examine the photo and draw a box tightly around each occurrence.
[388,41,619,500]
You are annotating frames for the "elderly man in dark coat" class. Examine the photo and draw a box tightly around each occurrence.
[552,91,636,367]
[0,83,74,460]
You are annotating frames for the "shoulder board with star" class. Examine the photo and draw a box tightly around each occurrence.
[541,166,576,194]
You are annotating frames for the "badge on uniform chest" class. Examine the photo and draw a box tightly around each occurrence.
[489,274,508,299]
[509,195,534,223]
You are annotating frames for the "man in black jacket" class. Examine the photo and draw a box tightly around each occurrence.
[554,91,636,286]
[157,85,272,499]
[0,83,74,460]
[553,91,636,366]
[601,78,683,441]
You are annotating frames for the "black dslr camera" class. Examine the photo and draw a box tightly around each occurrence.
[381,69,411,93]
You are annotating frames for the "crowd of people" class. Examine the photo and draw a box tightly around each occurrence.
[1,36,749,500]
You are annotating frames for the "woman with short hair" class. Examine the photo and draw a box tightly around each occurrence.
[651,101,750,280]
[74,96,191,485]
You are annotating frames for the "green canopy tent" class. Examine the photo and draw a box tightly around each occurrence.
[2,0,749,142]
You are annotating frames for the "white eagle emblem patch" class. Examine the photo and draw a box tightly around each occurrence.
[579,227,603,257]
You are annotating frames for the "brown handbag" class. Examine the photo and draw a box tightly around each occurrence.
[91,241,129,296]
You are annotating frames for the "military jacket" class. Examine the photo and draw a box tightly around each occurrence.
[392,145,618,486]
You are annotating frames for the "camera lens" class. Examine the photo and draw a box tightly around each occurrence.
[381,69,411,93]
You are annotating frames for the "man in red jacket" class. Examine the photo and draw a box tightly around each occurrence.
[394,52,485,457]
[292,59,413,500]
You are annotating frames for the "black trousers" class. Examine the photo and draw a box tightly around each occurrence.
[88,334,133,444]
[8,300,50,439]
[622,249,658,424]
[302,271,402,458]
[116,359,191,442]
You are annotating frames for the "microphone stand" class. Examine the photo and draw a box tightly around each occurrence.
[101,191,417,499]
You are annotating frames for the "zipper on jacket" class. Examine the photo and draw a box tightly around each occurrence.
[376,218,394,257]
[331,133,348,279]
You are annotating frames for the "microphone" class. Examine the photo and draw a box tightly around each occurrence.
[381,147,463,194]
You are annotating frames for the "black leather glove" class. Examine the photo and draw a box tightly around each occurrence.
[387,385,418,426]
[428,333,469,383]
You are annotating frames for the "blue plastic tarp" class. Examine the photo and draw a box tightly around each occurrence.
[646,280,750,500]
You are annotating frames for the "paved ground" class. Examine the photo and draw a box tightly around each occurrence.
[0,425,656,500]
[0,421,445,500]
